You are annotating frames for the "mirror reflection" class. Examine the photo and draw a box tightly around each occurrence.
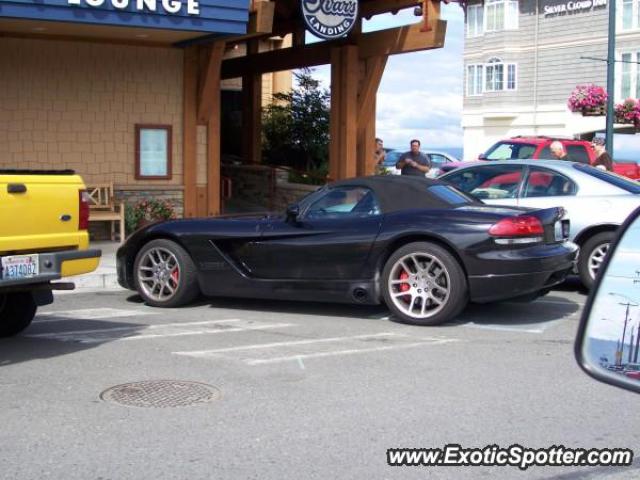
[583,217,640,385]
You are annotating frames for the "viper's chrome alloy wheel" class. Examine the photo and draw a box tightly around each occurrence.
[387,252,451,319]
[137,247,181,302]
[588,243,609,281]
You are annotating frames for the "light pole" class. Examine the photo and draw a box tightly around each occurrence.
[609,293,639,365]
[605,0,616,154]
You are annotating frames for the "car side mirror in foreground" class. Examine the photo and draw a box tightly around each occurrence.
[576,206,640,394]
[286,204,300,222]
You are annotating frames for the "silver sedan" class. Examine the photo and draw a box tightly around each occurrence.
[440,159,640,288]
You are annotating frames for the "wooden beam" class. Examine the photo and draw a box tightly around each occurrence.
[197,41,225,124]
[221,21,446,79]
[358,20,446,58]
[183,46,198,218]
[218,1,275,44]
[329,46,358,181]
[357,55,387,128]
[207,116,221,216]
[242,40,262,164]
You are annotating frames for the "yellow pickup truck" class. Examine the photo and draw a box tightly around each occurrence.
[0,170,101,336]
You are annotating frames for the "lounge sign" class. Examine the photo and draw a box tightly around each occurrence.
[67,0,200,15]
[543,0,607,16]
[301,0,358,40]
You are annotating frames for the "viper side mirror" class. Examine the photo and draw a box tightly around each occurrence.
[575,206,640,394]
[286,204,300,223]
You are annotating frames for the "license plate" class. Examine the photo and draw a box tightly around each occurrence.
[1,254,39,280]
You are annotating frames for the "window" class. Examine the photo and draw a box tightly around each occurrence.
[566,145,591,164]
[135,125,172,179]
[304,187,381,219]
[467,5,484,37]
[444,165,525,200]
[485,58,517,92]
[484,0,518,33]
[467,64,484,96]
[522,168,577,198]
[621,0,640,31]
[428,185,475,205]
[484,142,535,160]
[617,51,640,100]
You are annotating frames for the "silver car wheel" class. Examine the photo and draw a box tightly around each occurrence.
[387,252,451,319]
[588,243,610,280]
[137,247,181,302]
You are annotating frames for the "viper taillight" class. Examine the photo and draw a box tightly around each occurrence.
[489,216,544,237]
[79,189,90,230]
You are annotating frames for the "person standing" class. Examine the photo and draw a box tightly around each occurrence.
[592,137,613,171]
[549,141,571,161]
[374,138,386,172]
[395,139,431,176]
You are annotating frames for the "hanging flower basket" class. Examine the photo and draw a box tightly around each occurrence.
[568,84,608,115]
[614,98,640,126]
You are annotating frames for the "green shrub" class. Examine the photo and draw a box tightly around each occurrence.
[125,199,176,235]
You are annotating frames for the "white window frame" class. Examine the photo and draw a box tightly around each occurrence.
[467,5,484,37]
[618,0,640,32]
[484,0,519,33]
[484,58,517,93]
[615,50,640,101]
[466,64,484,96]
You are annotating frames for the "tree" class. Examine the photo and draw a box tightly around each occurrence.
[262,69,330,178]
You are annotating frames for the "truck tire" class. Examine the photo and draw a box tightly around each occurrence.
[0,292,37,337]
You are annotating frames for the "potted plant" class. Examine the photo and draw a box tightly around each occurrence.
[125,199,175,235]
[568,84,608,116]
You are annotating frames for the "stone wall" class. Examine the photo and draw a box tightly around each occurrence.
[272,181,319,212]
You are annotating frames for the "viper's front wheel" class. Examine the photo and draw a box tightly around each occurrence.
[134,239,200,307]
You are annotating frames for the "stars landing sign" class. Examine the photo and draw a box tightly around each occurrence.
[301,0,359,40]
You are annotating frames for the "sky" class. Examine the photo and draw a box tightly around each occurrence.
[300,4,465,151]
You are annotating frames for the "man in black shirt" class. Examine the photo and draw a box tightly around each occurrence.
[592,137,613,171]
[395,139,431,176]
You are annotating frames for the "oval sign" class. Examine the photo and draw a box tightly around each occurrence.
[301,0,359,40]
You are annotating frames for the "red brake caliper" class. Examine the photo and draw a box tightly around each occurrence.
[399,270,410,292]
[171,268,180,285]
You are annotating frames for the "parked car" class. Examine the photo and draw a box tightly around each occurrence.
[440,160,640,288]
[380,149,458,175]
[117,176,577,326]
[477,136,640,180]
[0,169,101,336]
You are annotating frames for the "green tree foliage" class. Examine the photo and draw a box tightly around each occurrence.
[262,69,330,179]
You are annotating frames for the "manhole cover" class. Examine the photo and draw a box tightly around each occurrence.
[100,380,220,408]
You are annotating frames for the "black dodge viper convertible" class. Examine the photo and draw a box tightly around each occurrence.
[117,176,578,326]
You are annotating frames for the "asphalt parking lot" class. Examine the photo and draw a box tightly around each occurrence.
[1,280,639,480]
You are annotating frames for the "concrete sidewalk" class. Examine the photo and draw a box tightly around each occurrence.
[66,241,121,291]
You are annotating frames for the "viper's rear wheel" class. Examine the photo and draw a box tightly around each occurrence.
[382,242,467,326]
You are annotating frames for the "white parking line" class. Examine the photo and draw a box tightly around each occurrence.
[174,332,459,365]
[26,319,295,343]
[34,308,157,323]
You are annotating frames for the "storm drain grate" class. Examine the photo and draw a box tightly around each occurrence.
[100,380,221,408]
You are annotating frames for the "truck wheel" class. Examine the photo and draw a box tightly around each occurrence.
[382,242,468,326]
[134,239,200,308]
[579,231,615,289]
[0,292,37,337]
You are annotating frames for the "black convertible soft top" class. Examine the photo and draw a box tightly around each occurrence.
[329,175,479,213]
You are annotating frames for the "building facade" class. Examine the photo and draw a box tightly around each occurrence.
[462,0,639,158]
[0,0,290,219]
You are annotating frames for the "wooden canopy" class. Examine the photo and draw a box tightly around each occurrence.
[183,0,448,217]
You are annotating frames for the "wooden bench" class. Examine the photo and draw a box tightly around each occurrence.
[87,183,125,242]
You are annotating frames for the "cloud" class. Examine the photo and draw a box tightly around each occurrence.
[300,5,465,150]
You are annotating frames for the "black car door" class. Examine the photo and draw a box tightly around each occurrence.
[243,186,384,280]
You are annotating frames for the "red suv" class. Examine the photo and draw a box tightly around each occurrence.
[478,136,640,180]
